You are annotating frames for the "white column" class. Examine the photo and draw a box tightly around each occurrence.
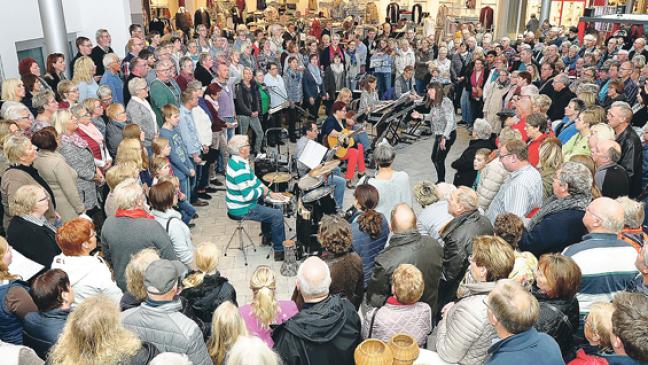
[38,0,70,76]
[540,0,551,24]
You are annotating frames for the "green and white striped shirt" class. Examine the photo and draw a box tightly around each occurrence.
[226,155,264,217]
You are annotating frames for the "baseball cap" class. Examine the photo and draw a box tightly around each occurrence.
[144,259,188,295]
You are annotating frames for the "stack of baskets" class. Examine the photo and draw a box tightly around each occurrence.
[355,333,420,365]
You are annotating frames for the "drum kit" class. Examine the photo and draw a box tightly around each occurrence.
[259,159,341,258]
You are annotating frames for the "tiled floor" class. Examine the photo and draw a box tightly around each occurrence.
[191,126,469,305]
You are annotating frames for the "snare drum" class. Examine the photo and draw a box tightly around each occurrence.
[297,175,323,192]
[264,192,295,217]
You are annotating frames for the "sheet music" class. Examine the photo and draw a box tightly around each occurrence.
[8,249,44,280]
[299,140,328,169]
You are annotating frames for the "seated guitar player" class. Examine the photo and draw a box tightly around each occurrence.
[320,101,366,188]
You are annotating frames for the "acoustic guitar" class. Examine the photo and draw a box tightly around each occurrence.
[326,126,366,158]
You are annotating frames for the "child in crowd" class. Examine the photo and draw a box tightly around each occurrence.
[568,302,615,365]
[151,156,195,225]
[471,148,491,190]
[116,138,151,190]
[207,300,247,365]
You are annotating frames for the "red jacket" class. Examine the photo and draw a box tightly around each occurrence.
[527,132,549,167]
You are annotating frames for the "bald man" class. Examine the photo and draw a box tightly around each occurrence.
[365,204,443,313]
[562,198,639,318]
[273,257,361,365]
[592,138,630,198]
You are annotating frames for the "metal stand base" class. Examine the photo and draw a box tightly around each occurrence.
[224,221,257,266]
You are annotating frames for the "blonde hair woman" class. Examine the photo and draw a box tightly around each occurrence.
[72,56,98,103]
[562,109,600,160]
[49,295,158,365]
[538,137,563,198]
[121,248,160,310]
[208,301,248,365]
[116,138,149,184]
[56,80,79,109]
[180,242,237,323]
[239,265,298,346]
[1,78,26,105]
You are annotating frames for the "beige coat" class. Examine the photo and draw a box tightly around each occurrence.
[33,150,84,223]
[1,166,56,230]
[483,82,512,134]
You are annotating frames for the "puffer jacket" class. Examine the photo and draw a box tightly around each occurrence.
[351,213,389,287]
[477,154,510,210]
[151,209,194,268]
[435,281,498,365]
[22,308,70,359]
[122,299,212,365]
[533,287,579,362]
[438,210,493,311]
[50,254,123,306]
[365,230,444,314]
[362,300,432,347]
[179,272,237,324]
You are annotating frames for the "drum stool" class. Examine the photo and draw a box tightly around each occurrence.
[224,213,257,266]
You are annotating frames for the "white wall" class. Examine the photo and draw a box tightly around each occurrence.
[0,0,132,79]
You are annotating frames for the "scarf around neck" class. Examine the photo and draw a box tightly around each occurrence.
[308,63,322,85]
[115,208,154,220]
[527,193,591,230]
[61,132,89,149]
[78,122,104,143]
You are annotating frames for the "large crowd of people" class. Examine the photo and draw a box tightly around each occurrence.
[0,9,648,365]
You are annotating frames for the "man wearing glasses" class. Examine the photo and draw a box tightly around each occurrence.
[619,62,638,106]
[225,135,286,261]
[70,37,93,78]
[485,139,542,224]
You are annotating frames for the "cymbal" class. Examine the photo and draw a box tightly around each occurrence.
[308,160,341,177]
[263,172,292,184]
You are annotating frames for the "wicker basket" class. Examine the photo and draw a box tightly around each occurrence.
[388,333,420,365]
[354,339,394,365]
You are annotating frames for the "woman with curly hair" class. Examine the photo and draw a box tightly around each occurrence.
[350,184,389,287]
[49,295,159,365]
[239,266,298,347]
[293,215,364,310]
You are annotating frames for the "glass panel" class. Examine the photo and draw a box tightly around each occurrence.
[17,47,45,73]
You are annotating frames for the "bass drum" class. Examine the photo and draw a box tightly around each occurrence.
[296,187,337,258]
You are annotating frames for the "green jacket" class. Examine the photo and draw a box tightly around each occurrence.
[149,79,181,126]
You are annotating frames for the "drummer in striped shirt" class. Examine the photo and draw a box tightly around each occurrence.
[225,135,287,261]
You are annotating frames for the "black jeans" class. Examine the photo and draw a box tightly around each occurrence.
[431,130,456,183]
[267,111,283,146]
[306,97,321,120]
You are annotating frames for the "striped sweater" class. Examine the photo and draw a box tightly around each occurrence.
[226,155,264,216]
[562,233,638,317]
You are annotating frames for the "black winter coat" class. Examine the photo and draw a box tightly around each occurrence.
[234,81,260,116]
[616,125,643,198]
[545,86,575,122]
[519,208,587,257]
[273,294,361,365]
[532,287,579,362]
[451,136,497,187]
[180,272,237,324]
[6,216,60,270]
[365,230,444,314]
[194,63,215,87]
[437,210,493,311]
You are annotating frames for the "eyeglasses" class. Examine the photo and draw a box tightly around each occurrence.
[240,144,250,149]
[499,153,513,160]
[38,196,49,202]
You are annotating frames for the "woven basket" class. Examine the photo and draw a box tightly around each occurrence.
[354,339,394,365]
[388,333,420,365]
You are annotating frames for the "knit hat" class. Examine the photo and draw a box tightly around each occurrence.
[144,259,188,295]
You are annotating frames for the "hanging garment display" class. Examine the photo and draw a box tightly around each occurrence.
[386,2,400,24]
[480,6,494,31]
[412,4,423,24]
[149,18,165,34]
[366,3,379,24]
[175,8,193,34]
[258,0,267,10]
[236,0,245,14]
[309,0,317,11]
